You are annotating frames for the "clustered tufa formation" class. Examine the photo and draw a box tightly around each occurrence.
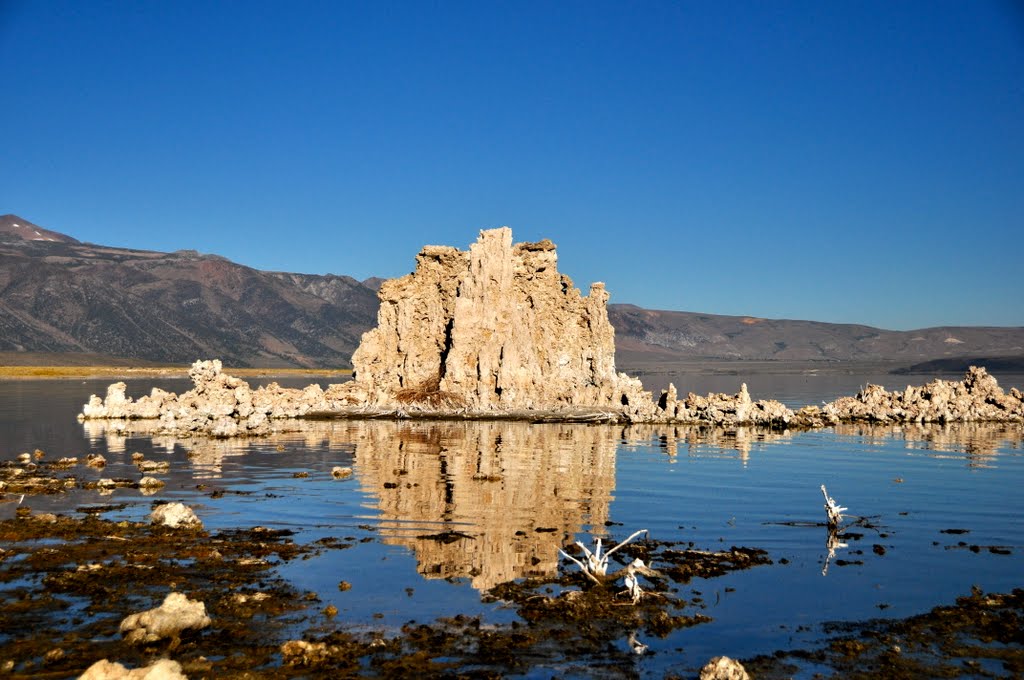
[80,228,1024,436]
[348,227,651,415]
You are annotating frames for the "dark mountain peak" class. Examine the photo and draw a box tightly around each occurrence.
[361,276,386,292]
[0,214,80,244]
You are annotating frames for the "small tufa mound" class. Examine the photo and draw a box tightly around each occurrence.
[80,658,188,679]
[150,502,202,529]
[119,592,211,644]
[331,466,353,479]
[699,655,751,680]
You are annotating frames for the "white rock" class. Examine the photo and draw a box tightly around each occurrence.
[119,592,210,644]
[80,658,188,679]
[699,655,750,680]
[150,502,202,529]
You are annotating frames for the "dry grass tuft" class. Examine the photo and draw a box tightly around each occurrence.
[393,375,467,409]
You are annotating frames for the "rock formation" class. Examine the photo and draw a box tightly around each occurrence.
[150,502,203,529]
[119,592,211,644]
[80,359,363,437]
[80,658,188,680]
[699,656,751,680]
[810,366,1024,424]
[349,227,653,416]
[78,228,1024,433]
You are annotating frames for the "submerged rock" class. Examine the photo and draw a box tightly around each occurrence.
[119,592,211,644]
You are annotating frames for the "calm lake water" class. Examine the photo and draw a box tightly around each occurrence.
[2,370,1023,677]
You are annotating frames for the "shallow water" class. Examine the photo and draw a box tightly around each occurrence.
[1,373,1023,676]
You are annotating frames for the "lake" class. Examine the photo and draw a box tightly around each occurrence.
[1,369,1022,677]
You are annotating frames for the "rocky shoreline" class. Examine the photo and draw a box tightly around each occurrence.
[78,228,1024,436]
[2,497,1020,678]
[79,359,1023,437]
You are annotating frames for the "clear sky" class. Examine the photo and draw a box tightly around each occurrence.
[2,1,1022,330]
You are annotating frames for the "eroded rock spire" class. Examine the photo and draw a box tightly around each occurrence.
[350,227,653,416]
[78,227,1024,435]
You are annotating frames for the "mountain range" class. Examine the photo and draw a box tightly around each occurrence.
[2,214,1022,371]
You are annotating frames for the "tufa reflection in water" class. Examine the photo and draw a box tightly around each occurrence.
[82,419,621,590]
[352,420,618,591]
[78,418,1024,592]
[619,424,796,464]
[833,421,1024,467]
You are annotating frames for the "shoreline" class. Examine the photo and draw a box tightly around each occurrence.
[0,365,353,381]
[6,358,1022,383]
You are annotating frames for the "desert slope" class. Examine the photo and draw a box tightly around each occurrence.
[2,214,1022,369]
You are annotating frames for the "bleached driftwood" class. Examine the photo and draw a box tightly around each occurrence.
[559,529,649,583]
[820,484,847,527]
[620,557,659,604]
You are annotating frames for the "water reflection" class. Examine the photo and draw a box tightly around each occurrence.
[349,421,617,590]
[834,422,1024,467]
[82,419,621,590]
[822,527,847,576]
[79,418,1024,591]
[620,424,796,463]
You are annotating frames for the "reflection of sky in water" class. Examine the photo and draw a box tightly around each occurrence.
[3,379,1024,672]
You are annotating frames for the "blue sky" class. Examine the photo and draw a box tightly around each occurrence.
[2,1,1022,330]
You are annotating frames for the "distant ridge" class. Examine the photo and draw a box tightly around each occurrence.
[0,214,79,244]
[1,214,1022,369]
[608,304,1024,366]
[0,214,377,368]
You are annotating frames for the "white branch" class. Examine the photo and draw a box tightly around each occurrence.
[820,484,847,527]
[603,529,649,560]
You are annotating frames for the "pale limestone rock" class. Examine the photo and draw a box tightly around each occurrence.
[349,228,653,416]
[80,359,357,436]
[150,502,202,529]
[699,655,751,680]
[817,366,1024,425]
[119,592,210,644]
[76,232,1023,431]
[673,386,793,428]
[79,658,188,680]
[81,383,133,418]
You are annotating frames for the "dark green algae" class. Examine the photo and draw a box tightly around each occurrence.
[0,495,1019,678]
[0,502,775,678]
